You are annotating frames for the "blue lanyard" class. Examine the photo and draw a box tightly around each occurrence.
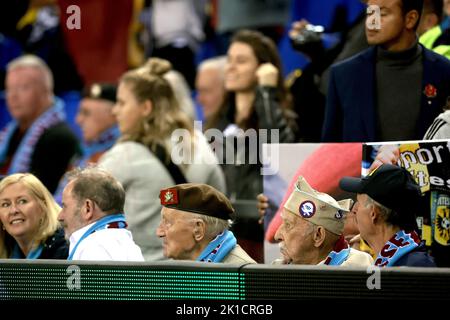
[27,244,44,259]
[67,214,126,260]
[11,243,44,259]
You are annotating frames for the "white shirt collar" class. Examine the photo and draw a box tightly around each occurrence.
[68,222,96,255]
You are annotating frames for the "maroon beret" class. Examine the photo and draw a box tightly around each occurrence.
[159,183,235,221]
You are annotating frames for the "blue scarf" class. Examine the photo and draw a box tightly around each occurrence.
[196,230,237,263]
[11,243,44,259]
[78,126,120,167]
[53,126,120,204]
[374,230,421,267]
[68,214,127,260]
[0,98,66,173]
[323,236,351,266]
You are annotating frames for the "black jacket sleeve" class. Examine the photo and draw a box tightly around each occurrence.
[30,122,81,193]
[321,66,343,142]
[40,228,69,259]
[253,86,296,143]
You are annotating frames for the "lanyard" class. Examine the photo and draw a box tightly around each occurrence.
[11,243,44,259]
[68,214,126,260]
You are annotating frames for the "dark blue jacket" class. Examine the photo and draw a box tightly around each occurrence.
[393,243,436,267]
[9,228,68,259]
[322,45,450,142]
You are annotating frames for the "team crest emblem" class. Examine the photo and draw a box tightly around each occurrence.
[299,201,316,218]
[159,188,179,205]
[435,205,450,246]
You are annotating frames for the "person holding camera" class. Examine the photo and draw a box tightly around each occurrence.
[287,12,369,142]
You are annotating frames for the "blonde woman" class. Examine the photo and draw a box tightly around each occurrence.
[99,58,225,261]
[0,173,68,259]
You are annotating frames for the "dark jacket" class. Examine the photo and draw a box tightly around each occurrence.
[10,228,68,259]
[219,86,296,241]
[39,228,69,259]
[30,122,81,193]
[220,86,296,200]
[1,122,80,193]
[322,45,450,142]
[392,243,436,267]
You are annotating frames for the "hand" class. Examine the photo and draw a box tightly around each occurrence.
[289,19,309,40]
[347,234,361,250]
[368,145,400,173]
[256,193,269,224]
[343,208,359,237]
[256,63,278,87]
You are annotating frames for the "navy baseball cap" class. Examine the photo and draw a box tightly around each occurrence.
[82,83,117,103]
[339,164,422,212]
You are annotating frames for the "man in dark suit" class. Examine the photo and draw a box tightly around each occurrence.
[322,0,450,142]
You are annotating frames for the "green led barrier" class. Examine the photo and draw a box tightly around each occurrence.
[1,260,450,301]
[0,260,243,300]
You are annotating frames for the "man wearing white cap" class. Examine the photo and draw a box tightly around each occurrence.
[274,176,373,266]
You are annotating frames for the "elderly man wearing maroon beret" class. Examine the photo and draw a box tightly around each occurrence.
[157,183,256,264]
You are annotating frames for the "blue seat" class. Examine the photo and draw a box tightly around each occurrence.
[0,91,11,130]
[59,91,82,139]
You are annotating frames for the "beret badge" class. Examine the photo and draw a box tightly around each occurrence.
[160,188,179,205]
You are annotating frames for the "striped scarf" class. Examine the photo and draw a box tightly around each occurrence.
[374,230,421,267]
[196,230,237,263]
[323,235,351,266]
[0,98,66,173]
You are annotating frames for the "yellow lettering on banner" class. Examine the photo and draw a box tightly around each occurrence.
[422,224,432,246]
[398,143,430,193]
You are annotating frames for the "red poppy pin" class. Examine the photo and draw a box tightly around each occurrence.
[424,84,437,98]
[159,188,179,205]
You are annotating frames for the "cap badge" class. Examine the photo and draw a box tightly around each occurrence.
[299,201,316,218]
[335,210,344,219]
[160,188,179,205]
[90,84,102,98]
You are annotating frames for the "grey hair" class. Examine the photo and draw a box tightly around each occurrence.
[66,166,125,215]
[304,219,317,236]
[188,212,232,239]
[303,219,340,253]
[198,56,227,79]
[7,54,54,92]
[364,195,392,213]
[364,195,401,228]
